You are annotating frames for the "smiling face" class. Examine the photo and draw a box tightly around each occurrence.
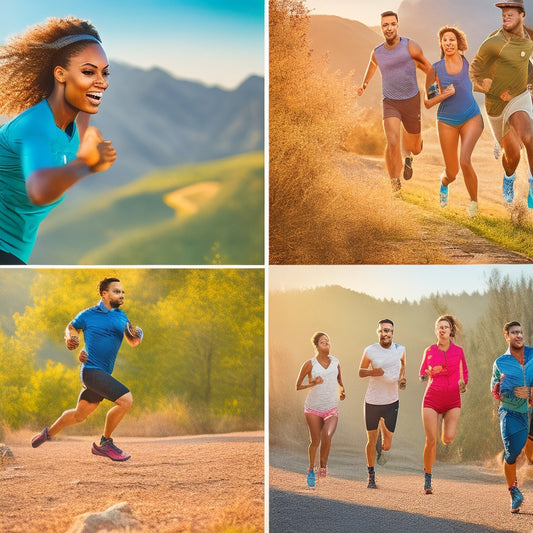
[505,324,524,350]
[54,42,110,115]
[377,322,394,348]
[315,334,330,355]
[440,31,458,57]
[381,15,399,45]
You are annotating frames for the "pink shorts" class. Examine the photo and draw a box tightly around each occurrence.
[423,388,461,414]
[304,406,338,420]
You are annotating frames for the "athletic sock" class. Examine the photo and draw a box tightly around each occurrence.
[368,466,375,474]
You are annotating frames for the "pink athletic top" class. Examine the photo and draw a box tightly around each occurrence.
[419,342,468,392]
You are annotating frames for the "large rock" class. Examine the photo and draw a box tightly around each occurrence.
[66,502,142,533]
[0,443,14,466]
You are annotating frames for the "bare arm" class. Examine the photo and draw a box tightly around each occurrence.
[409,40,432,75]
[26,127,117,206]
[337,364,346,400]
[398,350,407,389]
[64,322,80,350]
[357,51,378,97]
[359,352,384,378]
[296,360,322,390]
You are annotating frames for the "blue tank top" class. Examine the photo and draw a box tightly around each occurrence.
[0,100,79,263]
[433,55,480,126]
[374,37,419,100]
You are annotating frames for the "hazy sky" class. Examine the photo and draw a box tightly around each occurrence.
[305,0,403,26]
[269,265,533,302]
[0,0,264,89]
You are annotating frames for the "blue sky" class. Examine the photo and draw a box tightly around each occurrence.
[0,0,264,89]
[269,265,533,302]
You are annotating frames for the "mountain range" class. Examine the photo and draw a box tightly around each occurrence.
[78,62,263,198]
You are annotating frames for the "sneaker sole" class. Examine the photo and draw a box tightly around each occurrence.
[424,488,433,495]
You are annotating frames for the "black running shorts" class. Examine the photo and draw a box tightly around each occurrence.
[365,400,399,432]
[79,367,130,404]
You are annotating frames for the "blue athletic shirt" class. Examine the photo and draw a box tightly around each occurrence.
[433,55,480,126]
[491,346,533,414]
[71,300,129,374]
[0,100,80,263]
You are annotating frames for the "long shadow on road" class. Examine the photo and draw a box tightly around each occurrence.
[270,488,516,533]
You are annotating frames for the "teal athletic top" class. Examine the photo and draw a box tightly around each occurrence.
[0,100,80,263]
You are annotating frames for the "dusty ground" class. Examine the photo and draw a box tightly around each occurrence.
[336,126,533,264]
[270,446,533,532]
[0,431,264,533]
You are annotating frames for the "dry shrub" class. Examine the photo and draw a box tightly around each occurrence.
[343,107,386,155]
[269,0,411,264]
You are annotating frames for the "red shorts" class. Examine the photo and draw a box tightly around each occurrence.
[423,387,461,414]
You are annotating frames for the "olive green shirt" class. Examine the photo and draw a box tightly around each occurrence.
[470,28,533,116]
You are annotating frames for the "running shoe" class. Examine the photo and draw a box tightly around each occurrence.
[403,156,413,180]
[528,178,533,209]
[91,438,131,462]
[31,427,50,448]
[440,184,449,208]
[367,472,377,489]
[306,468,315,487]
[510,485,524,513]
[502,174,515,204]
[391,178,401,193]
[468,201,478,217]
[319,466,327,479]
[424,472,433,495]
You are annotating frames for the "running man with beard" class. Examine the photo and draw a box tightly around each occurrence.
[31,277,143,461]
[358,11,432,193]
[359,319,406,489]
[491,321,533,513]
[470,0,533,207]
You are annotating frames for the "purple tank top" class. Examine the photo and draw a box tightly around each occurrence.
[374,37,419,100]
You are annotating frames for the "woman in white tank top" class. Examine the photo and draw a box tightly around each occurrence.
[296,332,346,487]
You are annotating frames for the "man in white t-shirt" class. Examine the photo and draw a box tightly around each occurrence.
[359,319,406,489]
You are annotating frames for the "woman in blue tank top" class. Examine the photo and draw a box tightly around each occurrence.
[0,17,116,264]
[424,26,483,217]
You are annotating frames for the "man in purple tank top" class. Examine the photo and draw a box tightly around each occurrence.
[358,11,432,192]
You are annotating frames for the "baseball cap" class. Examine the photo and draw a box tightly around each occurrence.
[495,0,525,8]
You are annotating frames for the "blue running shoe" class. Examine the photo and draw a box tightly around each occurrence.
[424,472,433,494]
[440,184,448,208]
[528,178,533,209]
[503,174,515,203]
[306,468,315,487]
[510,485,523,513]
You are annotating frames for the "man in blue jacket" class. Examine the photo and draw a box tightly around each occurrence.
[491,321,533,513]
[31,277,143,461]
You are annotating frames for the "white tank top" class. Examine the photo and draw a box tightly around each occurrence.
[304,355,340,411]
[363,342,404,405]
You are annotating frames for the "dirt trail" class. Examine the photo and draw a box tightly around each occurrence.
[1,431,264,533]
[336,127,533,264]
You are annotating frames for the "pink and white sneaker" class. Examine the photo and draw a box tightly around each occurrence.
[92,438,131,461]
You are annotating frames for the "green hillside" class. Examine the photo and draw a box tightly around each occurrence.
[30,152,264,265]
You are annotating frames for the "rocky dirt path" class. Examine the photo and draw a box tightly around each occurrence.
[1,431,264,533]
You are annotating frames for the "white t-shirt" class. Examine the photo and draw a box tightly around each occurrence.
[363,342,405,405]
[304,355,340,411]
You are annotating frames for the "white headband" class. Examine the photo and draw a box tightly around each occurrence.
[42,34,101,49]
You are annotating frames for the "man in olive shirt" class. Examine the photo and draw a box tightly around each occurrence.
[470,0,533,207]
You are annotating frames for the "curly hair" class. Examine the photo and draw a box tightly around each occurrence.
[310,331,329,348]
[438,26,468,59]
[0,16,101,117]
[435,314,462,339]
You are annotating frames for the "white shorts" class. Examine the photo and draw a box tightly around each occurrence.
[488,89,533,145]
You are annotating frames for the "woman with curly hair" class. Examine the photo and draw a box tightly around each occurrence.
[419,315,468,495]
[424,26,483,217]
[0,17,116,264]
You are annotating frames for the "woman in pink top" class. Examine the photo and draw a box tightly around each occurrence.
[419,315,468,494]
